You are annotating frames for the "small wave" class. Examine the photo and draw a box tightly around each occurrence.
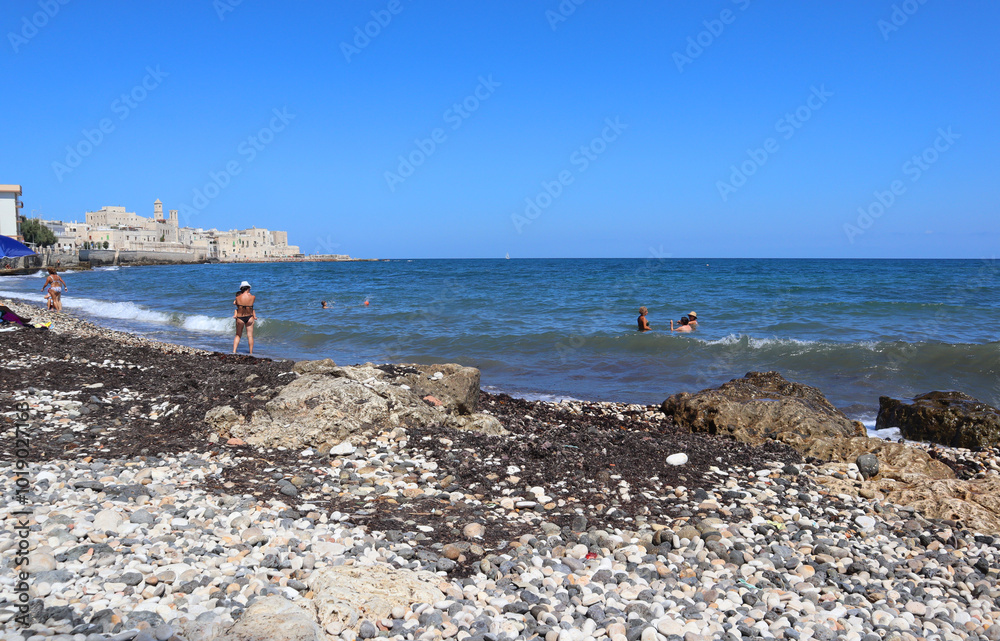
[94,266,120,271]
[181,314,234,333]
[0,289,46,302]
[65,298,171,323]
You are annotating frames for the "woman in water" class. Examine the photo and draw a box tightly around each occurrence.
[232,281,256,355]
[637,306,651,332]
[42,267,68,311]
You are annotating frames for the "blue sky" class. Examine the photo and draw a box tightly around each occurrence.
[2,0,997,258]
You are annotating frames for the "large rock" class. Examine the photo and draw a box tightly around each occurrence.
[217,595,322,641]
[877,391,1000,449]
[309,564,445,630]
[662,371,866,452]
[210,362,506,449]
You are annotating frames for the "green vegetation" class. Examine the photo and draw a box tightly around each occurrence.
[20,218,56,247]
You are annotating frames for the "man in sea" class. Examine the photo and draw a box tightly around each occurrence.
[671,316,693,332]
[637,307,651,332]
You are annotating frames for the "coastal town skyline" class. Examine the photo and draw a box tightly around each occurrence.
[3,2,998,259]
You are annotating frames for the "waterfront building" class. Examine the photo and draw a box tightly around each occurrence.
[0,185,23,239]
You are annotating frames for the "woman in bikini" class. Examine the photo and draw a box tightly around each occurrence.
[232,280,257,355]
[42,268,68,312]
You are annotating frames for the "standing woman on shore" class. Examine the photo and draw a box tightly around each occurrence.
[232,281,256,355]
[42,267,68,312]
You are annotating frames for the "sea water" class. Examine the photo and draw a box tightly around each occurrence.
[3,258,998,420]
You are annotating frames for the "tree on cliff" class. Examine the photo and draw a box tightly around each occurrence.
[103,241,109,249]
[20,219,56,247]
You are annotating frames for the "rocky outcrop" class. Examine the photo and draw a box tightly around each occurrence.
[801,436,954,481]
[662,371,866,452]
[207,361,507,449]
[877,391,1000,449]
[309,565,445,630]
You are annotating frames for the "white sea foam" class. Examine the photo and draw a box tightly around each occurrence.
[181,314,235,333]
[484,386,585,404]
[0,289,46,302]
[861,417,903,442]
[94,266,120,271]
[63,298,171,323]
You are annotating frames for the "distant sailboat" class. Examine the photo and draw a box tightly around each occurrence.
[505,252,510,260]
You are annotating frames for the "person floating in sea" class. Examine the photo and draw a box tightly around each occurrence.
[687,311,698,327]
[637,306,652,332]
[232,280,256,355]
[671,316,693,332]
[42,267,68,312]
[321,301,329,309]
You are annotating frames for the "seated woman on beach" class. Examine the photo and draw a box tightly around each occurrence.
[671,316,693,332]
[232,281,256,355]
[637,307,651,332]
[41,268,67,312]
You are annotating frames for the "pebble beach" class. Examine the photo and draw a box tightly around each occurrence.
[4,299,1000,641]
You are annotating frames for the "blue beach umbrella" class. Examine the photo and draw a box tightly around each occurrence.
[0,236,36,258]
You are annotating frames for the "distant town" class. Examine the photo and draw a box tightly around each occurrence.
[1,185,360,266]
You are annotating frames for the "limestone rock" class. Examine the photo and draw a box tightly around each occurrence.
[217,595,321,641]
[879,476,1000,533]
[309,564,445,630]
[205,405,243,437]
[803,437,953,481]
[661,371,866,452]
[216,362,505,449]
[877,391,1000,449]
[292,358,337,375]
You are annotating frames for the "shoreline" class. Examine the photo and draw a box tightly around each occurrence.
[4,298,1000,640]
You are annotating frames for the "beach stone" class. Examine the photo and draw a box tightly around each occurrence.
[463,523,485,539]
[217,595,322,641]
[878,391,1000,449]
[853,454,879,481]
[661,371,866,452]
[309,564,444,631]
[94,509,124,533]
[130,509,155,525]
[23,551,58,573]
[666,453,688,466]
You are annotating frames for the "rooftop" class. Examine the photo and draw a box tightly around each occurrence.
[0,185,22,195]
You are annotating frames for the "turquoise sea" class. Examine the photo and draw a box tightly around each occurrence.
[3,259,998,424]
